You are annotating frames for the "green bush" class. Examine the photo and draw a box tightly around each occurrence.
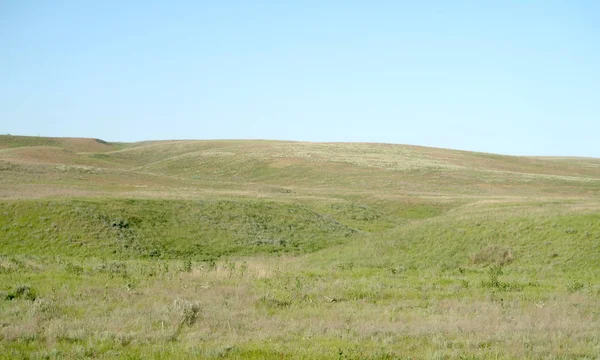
[5,285,37,301]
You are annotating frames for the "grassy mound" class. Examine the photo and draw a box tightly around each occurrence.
[0,199,362,259]
[308,201,600,277]
[0,135,123,153]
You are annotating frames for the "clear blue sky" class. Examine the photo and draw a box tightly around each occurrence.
[1,1,599,156]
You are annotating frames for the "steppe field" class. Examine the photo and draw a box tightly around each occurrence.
[1,134,599,359]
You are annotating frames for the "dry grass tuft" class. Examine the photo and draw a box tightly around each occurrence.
[470,245,514,265]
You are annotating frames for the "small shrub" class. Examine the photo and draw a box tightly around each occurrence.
[5,285,37,301]
[0,264,14,274]
[110,218,129,229]
[9,257,26,270]
[460,279,470,289]
[257,295,292,309]
[481,265,504,290]
[96,261,128,278]
[226,261,236,278]
[181,302,201,326]
[65,262,84,275]
[181,259,192,273]
[567,280,584,293]
[390,265,405,275]
[207,259,217,271]
[148,248,161,258]
[337,262,355,271]
[239,262,249,277]
[30,298,60,320]
[471,245,514,265]
[170,300,202,342]
[488,265,503,287]
[481,266,524,292]
[125,282,135,291]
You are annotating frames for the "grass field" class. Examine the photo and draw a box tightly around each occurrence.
[1,135,599,359]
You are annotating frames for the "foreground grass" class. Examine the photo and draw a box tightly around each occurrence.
[1,202,599,359]
[1,257,598,359]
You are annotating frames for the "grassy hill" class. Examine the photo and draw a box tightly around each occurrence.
[1,135,599,359]
[2,135,600,200]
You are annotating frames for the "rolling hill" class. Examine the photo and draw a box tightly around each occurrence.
[1,134,599,359]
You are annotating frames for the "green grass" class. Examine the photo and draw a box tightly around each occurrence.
[0,135,126,153]
[0,197,457,258]
[0,198,360,259]
[1,135,600,358]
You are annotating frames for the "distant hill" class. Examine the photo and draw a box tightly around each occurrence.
[1,135,599,200]
[0,135,125,153]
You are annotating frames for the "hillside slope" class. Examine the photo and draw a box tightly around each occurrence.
[2,135,599,200]
[1,135,600,358]
[1,134,599,260]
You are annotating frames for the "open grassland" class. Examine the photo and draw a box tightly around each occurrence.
[1,135,599,359]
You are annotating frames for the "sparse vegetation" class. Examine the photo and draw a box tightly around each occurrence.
[471,245,514,265]
[4,285,37,301]
[1,136,599,358]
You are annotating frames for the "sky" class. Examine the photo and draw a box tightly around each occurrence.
[1,1,599,157]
